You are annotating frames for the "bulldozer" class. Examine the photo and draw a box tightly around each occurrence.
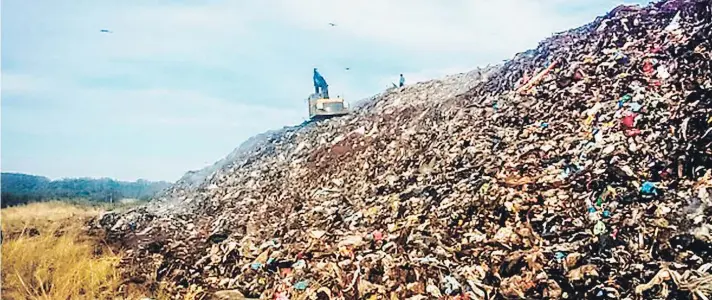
[308,92,349,120]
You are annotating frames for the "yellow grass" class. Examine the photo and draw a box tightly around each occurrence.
[1,201,125,299]
[1,201,205,299]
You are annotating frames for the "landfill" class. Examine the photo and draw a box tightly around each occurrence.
[99,0,712,299]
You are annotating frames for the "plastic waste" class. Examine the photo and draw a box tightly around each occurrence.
[664,12,681,32]
[293,280,309,290]
[594,221,607,235]
[641,181,658,195]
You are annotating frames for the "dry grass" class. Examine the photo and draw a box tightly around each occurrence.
[1,201,206,299]
[1,201,127,299]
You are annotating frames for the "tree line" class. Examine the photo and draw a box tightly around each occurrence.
[1,173,171,208]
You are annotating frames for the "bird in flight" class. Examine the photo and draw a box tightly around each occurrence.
[328,23,337,27]
[100,29,112,33]
[345,67,350,71]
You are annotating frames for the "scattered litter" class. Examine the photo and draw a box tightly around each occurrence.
[97,1,712,298]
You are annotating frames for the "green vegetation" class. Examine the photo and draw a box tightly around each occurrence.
[1,173,171,208]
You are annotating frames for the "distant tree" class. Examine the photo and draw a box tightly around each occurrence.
[1,173,171,208]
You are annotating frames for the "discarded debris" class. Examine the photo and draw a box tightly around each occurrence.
[99,1,712,298]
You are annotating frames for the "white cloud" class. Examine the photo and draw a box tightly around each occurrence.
[270,0,608,54]
[106,88,304,130]
[1,74,54,95]
[2,73,303,133]
[100,4,256,60]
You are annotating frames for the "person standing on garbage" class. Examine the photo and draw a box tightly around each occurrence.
[313,68,322,94]
[399,74,405,87]
[313,68,329,98]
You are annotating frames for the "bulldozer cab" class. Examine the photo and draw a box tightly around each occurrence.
[308,92,349,119]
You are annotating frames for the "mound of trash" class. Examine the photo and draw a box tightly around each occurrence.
[100,1,712,299]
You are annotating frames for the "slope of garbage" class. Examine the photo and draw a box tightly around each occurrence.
[154,127,299,204]
[100,1,712,299]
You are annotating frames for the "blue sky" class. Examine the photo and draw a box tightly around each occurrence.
[1,0,646,182]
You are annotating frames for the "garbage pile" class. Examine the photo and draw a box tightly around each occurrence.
[152,127,301,208]
[100,1,712,299]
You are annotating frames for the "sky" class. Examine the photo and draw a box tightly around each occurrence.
[1,0,648,182]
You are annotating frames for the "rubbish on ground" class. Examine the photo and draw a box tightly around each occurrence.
[97,1,712,298]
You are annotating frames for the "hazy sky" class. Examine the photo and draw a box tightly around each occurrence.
[1,0,646,182]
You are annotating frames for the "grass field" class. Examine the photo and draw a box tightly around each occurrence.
[1,201,130,299]
[0,201,208,299]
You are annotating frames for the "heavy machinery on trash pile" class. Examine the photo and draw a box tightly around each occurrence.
[307,92,349,120]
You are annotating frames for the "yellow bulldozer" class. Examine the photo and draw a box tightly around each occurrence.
[308,92,349,120]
